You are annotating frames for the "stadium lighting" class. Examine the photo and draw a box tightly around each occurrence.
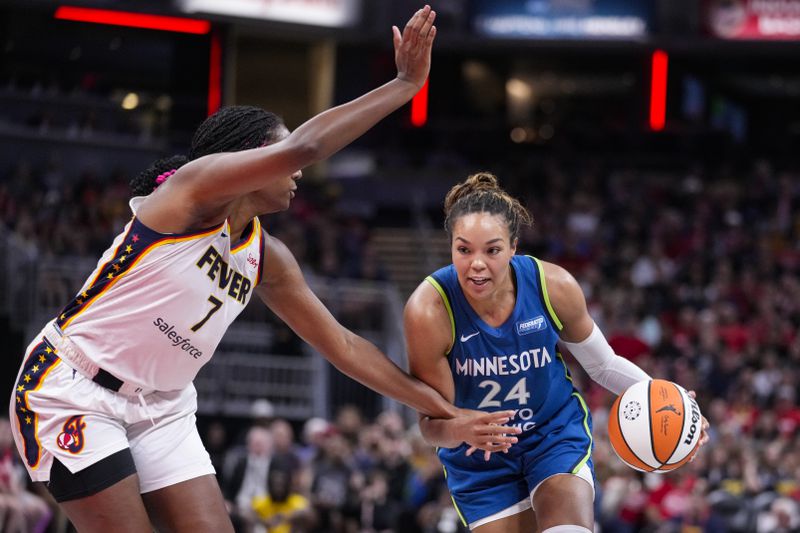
[54,6,211,35]
[650,49,668,131]
[411,78,429,127]
[208,31,222,116]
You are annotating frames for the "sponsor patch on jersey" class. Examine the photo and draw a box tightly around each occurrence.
[516,315,546,335]
[246,252,259,274]
[56,415,87,454]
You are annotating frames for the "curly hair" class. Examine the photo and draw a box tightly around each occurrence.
[129,106,284,196]
[443,172,532,243]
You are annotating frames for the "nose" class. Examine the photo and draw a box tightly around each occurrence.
[470,257,487,271]
[292,169,303,181]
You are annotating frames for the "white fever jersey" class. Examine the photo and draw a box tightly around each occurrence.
[53,197,264,391]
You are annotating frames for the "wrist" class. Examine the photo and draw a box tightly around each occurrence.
[393,76,423,95]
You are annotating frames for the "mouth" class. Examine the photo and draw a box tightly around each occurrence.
[468,277,490,287]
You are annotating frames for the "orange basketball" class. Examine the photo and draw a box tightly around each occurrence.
[608,379,702,473]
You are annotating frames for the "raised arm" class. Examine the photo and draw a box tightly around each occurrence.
[139,6,437,230]
[405,281,520,452]
[542,260,651,395]
[255,231,456,419]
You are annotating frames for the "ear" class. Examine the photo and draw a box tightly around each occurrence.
[511,237,518,253]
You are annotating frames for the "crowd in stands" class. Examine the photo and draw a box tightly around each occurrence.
[1,152,799,532]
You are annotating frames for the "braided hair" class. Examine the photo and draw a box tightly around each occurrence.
[130,106,284,196]
[443,172,532,244]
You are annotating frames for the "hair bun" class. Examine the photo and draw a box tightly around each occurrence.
[130,154,189,196]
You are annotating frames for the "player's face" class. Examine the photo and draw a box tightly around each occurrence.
[451,212,516,301]
[252,125,302,213]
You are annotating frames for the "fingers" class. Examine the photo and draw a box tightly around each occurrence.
[480,410,522,428]
[403,6,434,47]
[699,416,710,446]
[392,25,401,49]
[418,6,436,41]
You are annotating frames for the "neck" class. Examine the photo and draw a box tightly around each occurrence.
[228,210,254,240]
[227,197,259,240]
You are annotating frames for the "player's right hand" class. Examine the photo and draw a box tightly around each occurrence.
[393,5,436,89]
[450,409,521,461]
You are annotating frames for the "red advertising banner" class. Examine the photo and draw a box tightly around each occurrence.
[707,0,800,39]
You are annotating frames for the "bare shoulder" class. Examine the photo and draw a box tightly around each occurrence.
[405,280,449,325]
[404,279,453,354]
[538,259,587,325]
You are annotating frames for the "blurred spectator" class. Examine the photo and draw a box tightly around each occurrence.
[252,456,313,533]
[224,426,275,531]
[0,418,52,533]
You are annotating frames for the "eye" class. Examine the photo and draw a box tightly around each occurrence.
[456,246,469,254]
[488,247,501,255]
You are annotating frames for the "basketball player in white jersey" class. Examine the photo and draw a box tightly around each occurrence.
[8,7,518,531]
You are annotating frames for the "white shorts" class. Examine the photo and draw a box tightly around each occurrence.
[9,332,215,494]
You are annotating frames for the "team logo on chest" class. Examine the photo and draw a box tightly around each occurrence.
[56,415,87,454]
[196,245,252,303]
[516,315,547,335]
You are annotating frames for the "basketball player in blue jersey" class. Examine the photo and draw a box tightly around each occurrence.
[405,173,708,533]
[8,8,516,532]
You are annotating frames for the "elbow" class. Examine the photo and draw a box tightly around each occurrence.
[285,135,323,167]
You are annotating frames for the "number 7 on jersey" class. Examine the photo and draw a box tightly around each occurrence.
[191,295,223,332]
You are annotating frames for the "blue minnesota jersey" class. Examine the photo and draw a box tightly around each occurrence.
[426,255,577,433]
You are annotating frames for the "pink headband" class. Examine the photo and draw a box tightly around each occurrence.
[155,169,177,186]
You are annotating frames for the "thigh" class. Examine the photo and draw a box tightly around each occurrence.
[472,508,537,533]
[531,473,594,531]
[59,473,152,533]
[142,474,233,533]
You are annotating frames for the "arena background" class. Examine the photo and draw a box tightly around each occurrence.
[1,0,798,531]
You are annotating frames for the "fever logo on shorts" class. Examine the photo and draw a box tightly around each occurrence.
[56,415,87,454]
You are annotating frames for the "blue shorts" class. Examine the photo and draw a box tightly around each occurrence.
[438,393,594,526]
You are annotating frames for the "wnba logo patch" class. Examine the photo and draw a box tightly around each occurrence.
[56,415,87,454]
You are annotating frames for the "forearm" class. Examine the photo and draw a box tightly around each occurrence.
[289,78,419,164]
[562,323,651,395]
[419,415,462,448]
[329,333,457,419]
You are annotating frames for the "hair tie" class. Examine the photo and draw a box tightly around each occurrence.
[155,169,177,186]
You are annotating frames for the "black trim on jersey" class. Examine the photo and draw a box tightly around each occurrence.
[231,219,255,250]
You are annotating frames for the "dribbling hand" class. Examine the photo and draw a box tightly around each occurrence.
[393,5,437,89]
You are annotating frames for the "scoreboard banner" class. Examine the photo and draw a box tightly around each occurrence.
[707,0,800,40]
[471,0,652,39]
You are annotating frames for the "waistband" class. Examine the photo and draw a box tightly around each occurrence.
[43,321,154,397]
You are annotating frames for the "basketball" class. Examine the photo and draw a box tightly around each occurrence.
[608,379,702,473]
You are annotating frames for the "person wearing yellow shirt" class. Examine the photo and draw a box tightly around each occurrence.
[252,457,313,533]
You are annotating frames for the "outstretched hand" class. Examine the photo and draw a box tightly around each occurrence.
[449,409,521,461]
[393,5,437,89]
[687,390,710,464]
